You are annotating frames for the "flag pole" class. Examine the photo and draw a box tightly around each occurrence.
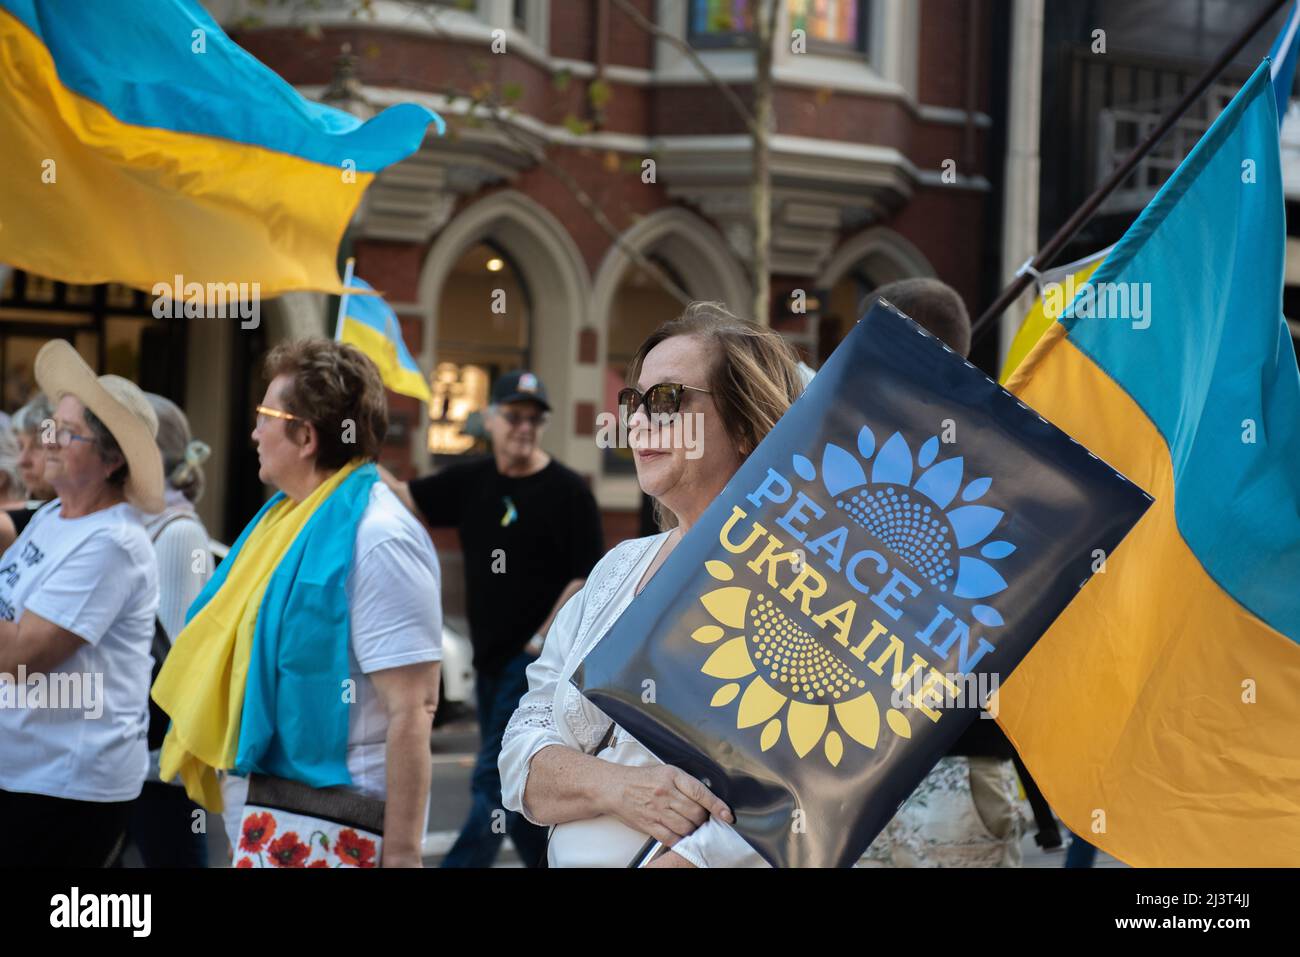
[971,0,1290,346]
[334,256,356,341]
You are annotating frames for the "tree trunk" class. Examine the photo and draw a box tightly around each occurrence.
[751,0,777,325]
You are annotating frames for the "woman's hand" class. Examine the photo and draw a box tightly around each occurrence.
[645,850,695,868]
[600,764,733,848]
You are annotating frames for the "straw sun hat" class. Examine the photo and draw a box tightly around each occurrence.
[34,339,165,513]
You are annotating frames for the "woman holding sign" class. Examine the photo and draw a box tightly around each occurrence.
[499,302,802,867]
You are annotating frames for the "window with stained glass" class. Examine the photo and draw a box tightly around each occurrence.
[688,0,755,46]
[788,0,866,51]
[690,1,866,53]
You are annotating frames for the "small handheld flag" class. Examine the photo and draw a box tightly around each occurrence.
[335,267,431,404]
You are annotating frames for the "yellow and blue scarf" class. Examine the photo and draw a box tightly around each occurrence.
[153,461,377,811]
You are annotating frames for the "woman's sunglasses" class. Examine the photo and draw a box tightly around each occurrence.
[617,382,712,424]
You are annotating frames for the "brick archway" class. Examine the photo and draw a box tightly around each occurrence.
[416,190,594,475]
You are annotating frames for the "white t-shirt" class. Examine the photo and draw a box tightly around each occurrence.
[221,482,441,846]
[0,500,160,802]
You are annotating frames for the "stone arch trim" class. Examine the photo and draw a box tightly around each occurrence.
[591,206,753,327]
[816,226,937,291]
[416,190,594,473]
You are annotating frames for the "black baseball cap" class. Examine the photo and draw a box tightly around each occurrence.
[491,369,550,411]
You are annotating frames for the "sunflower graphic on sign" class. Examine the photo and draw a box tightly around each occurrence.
[694,425,1015,766]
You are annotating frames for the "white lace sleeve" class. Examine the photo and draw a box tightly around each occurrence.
[499,586,586,824]
[671,818,769,869]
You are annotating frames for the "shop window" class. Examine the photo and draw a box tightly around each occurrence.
[430,242,531,462]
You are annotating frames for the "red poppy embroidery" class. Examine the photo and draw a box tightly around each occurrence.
[334,829,377,868]
[308,860,329,868]
[236,858,254,868]
[267,832,311,868]
[240,812,276,853]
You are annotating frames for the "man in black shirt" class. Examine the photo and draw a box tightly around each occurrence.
[384,370,604,867]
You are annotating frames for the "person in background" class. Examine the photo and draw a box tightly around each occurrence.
[155,339,441,868]
[382,370,604,868]
[0,428,27,512]
[0,393,56,552]
[119,393,214,867]
[856,277,1028,867]
[0,341,162,866]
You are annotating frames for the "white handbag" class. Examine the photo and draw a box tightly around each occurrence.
[546,724,658,867]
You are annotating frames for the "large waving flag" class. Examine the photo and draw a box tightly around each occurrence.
[0,0,443,296]
[997,60,1300,865]
[336,274,431,403]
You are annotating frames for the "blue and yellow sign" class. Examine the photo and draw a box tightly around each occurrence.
[577,302,1153,867]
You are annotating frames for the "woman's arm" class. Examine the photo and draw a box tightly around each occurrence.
[0,611,85,675]
[523,745,733,849]
[371,660,440,868]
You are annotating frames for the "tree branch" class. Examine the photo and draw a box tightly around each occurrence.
[391,0,692,306]
[478,98,692,305]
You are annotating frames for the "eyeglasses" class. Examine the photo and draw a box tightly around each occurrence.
[618,383,712,425]
[499,409,549,428]
[255,404,303,428]
[52,427,95,449]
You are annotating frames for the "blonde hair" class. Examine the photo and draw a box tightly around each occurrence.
[146,393,210,503]
[628,301,804,529]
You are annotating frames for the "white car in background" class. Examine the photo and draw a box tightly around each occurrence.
[437,616,475,724]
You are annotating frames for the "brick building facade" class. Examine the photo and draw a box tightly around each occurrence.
[217,0,1008,554]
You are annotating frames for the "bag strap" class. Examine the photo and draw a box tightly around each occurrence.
[148,510,201,544]
[146,510,204,684]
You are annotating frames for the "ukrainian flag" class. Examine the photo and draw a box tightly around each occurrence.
[0,0,443,296]
[998,248,1108,382]
[337,275,431,403]
[996,60,1300,865]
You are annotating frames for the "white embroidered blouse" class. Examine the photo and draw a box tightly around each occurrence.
[499,532,765,868]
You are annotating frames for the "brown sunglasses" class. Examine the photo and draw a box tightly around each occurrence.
[617,382,712,423]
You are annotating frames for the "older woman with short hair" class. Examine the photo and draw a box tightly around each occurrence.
[0,340,162,866]
[154,339,442,868]
[499,302,803,867]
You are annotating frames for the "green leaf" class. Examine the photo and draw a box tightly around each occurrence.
[562,113,591,136]
[501,82,523,104]
[587,78,612,110]
[552,69,571,93]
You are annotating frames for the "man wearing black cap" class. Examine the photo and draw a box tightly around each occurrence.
[383,370,603,868]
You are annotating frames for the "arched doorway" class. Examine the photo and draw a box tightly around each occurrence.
[426,241,531,462]
[418,191,592,475]
[815,227,937,362]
